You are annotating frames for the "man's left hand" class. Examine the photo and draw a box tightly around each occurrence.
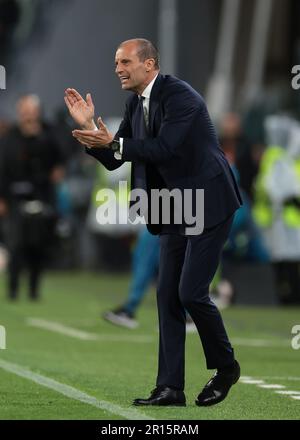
[72,117,114,148]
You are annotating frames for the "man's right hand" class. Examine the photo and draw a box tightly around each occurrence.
[64,88,96,130]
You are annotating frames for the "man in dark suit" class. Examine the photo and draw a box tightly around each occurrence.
[65,38,242,407]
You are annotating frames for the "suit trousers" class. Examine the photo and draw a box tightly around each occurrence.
[156,214,235,390]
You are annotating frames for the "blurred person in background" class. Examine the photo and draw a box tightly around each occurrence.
[253,115,300,305]
[219,113,269,262]
[86,151,135,272]
[219,112,260,201]
[103,226,160,329]
[214,113,269,307]
[52,107,96,269]
[0,94,64,300]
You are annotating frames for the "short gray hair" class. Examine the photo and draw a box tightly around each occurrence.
[119,38,160,69]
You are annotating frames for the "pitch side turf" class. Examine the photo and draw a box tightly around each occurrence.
[0,271,299,420]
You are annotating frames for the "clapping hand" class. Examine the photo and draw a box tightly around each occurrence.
[72,117,114,149]
[65,88,114,148]
[64,88,96,130]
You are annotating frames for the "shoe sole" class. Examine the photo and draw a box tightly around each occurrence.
[133,402,186,407]
[195,393,227,407]
[195,370,241,407]
[103,313,138,329]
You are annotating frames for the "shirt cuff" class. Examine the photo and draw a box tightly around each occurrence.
[114,137,123,160]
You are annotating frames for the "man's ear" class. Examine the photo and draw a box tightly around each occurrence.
[145,58,155,72]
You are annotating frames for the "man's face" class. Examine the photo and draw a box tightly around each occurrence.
[17,97,41,136]
[115,42,152,94]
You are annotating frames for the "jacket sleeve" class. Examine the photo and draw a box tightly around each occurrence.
[122,85,201,164]
[86,99,132,171]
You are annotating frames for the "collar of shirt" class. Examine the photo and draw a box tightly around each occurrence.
[140,73,159,110]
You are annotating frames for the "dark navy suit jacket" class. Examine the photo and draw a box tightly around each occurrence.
[87,74,242,234]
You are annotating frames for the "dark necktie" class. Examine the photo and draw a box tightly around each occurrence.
[136,96,148,139]
[142,98,149,129]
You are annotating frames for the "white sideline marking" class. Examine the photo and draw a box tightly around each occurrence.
[26,318,154,343]
[258,384,286,389]
[27,318,98,340]
[240,379,265,384]
[0,358,153,420]
[275,391,300,395]
[240,375,299,402]
[231,338,289,347]
[260,376,300,382]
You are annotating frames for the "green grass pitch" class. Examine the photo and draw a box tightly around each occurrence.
[0,271,299,420]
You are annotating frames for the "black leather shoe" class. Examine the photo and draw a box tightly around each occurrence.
[196,360,240,407]
[133,386,186,406]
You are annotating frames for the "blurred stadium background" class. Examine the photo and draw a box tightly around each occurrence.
[0,0,300,420]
